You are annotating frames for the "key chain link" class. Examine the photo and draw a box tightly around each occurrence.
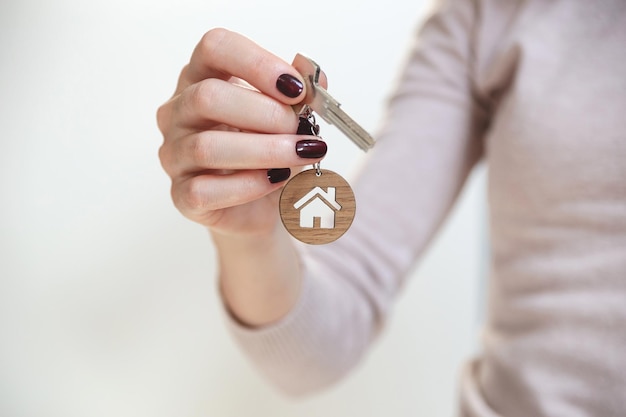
[298,105,323,177]
[314,162,322,177]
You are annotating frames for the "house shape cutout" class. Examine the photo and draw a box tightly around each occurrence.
[293,187,342,229]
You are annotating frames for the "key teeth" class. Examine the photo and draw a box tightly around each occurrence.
[324,108,376,152]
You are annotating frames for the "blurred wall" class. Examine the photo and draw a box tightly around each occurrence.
[0,0,486,416]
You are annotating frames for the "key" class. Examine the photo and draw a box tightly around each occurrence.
[292,54,375,152]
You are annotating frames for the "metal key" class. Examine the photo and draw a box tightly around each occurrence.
[292,54,375,152]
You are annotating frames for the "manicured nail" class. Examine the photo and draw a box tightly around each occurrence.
[276,74,303,98]
[297,117,319,136]
[267,168,291,184]
[296,140,327,159]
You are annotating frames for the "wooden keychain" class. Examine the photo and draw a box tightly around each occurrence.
[279,111,356,245]
[278,55,375,245]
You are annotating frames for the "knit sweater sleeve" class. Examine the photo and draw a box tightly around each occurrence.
[224,0,487,396]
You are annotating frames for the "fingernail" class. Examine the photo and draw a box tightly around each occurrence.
[297,117,319,136]
[267,168,291,184]
[276,74,303,98]
[296,140,327,159]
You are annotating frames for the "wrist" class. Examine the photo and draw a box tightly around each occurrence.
[211,223,303,327]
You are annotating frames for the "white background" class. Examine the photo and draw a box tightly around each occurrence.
[0,0,487,416]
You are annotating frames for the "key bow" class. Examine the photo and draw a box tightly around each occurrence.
[292,54,375,152]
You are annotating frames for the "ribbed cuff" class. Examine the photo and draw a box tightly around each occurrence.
[219,264,344,395]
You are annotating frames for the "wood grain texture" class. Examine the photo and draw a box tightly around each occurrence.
[279,169,356,245]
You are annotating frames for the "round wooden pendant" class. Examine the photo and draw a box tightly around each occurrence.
[279,169,356,245]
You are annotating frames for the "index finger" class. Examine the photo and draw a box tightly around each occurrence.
[175,28,307,105]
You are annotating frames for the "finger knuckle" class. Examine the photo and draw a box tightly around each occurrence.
[188,133,218,168]
[156,101,172,134]
[186,79,221,117]
[247,52,271,80]
[158,142,175,175]
[199,28,230,61]
[176,177,211,213]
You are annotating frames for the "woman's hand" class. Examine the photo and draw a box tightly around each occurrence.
[157,28,327,238]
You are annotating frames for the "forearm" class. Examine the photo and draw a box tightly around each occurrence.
[213,222,302,327]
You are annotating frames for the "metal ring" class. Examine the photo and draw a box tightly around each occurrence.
[314,162,322,177]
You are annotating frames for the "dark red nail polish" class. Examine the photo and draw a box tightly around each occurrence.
[296,140,327,159]
[267,168,291,184]
[297,116,319,136]
[276,74,303,98]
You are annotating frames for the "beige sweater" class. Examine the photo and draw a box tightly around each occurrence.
[227,0,626,415]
